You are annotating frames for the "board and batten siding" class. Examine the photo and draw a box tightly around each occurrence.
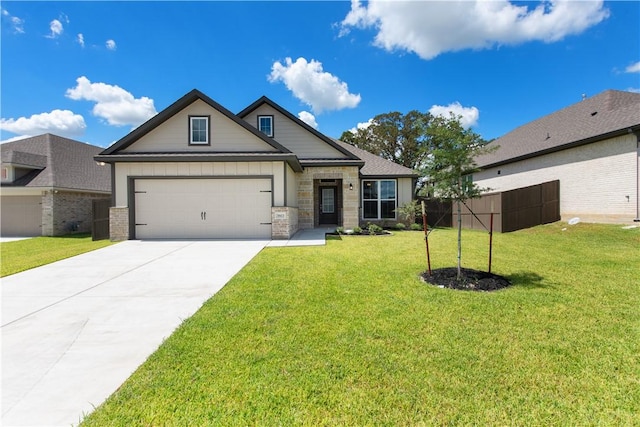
[122,100,279,153]
[286,163,299,207]
[474,133,638,222]
[243,104,348,159]
[397,177,414,210]
[114,161,287,207]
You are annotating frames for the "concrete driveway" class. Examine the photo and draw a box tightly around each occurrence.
[1,239,269,426]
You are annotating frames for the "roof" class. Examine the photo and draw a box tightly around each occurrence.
[1,134,111,192]
[99,89,292,156]
[238,96,361,161]
[476,89,640,168]
[334,140,419,178]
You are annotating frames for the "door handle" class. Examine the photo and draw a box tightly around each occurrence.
[203,211,206,220]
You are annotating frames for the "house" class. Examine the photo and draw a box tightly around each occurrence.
[95,90,418,240]
[474,89,640,224]
[1,134,111,236]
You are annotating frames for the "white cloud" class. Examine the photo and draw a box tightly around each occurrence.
[269,57,361,114]
[348,118,373,134]
[106,39,116,51]
[298,111,318,129]
[0,135,32,144]
[340,0,609,60]
[65,76,157,127]
[77,33,85,47]
[625,61,640,73]
[0,109,86,138]
[2,9,25,34]
[429,102,480,128]
[46,19,63,39]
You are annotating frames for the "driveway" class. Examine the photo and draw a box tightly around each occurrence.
[1,239,269,426]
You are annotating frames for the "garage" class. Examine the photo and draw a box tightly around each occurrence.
[1,196,42,237]
[133,178,272,239]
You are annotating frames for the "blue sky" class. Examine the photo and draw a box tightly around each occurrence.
[1,1,639,148]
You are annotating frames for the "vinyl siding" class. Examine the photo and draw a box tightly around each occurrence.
[244,104,348,159]
[397,177,414,209]
[474,133,638,222]
[114,161,286,207]
[122,100,278,153]
[286,163,298,207]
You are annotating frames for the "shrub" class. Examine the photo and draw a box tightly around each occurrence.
[335,227,344,235]
[394,223,406,230]
[395,200,421,224]
[353,226,362,234]
[410,223,423,231]
[368,223,383,235]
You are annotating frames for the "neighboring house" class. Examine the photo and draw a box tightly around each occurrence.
[474,89,640,224]
[1,134,111,236]
[96,90,417,240]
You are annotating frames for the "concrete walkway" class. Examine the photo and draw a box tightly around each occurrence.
[1,229,330,426]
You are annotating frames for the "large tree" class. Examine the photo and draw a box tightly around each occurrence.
[422,114,495,279]
[339,111,433,171]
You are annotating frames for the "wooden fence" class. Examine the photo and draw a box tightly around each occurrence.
[92,198,111,241]
[422,180,560,233]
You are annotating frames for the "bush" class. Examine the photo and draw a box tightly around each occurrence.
[368,223,383,235]
[335,227,345,235]
[394,223,406,230]
[410,223,423,231]
[353,226,362,234]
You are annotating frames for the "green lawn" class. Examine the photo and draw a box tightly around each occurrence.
[1,234,114,277]
[81,223,639,426]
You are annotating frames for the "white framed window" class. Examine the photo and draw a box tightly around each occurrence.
[189,116,210,145]
[362,179,397,220]
[258,115,274,137]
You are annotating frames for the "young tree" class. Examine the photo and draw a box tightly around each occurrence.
[422,114,495,280]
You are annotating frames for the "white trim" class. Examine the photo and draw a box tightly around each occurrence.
[189,116,209,145]
[362,179,397,220]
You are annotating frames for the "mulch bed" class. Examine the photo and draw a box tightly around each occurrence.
[421,267,511,291]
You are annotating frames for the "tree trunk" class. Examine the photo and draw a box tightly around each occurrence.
[457,198,462,280]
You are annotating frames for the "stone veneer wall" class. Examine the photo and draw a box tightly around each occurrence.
[298,166,360,229]
[271,207,299,239]
[109,207,129,241]
[41,190,108,236]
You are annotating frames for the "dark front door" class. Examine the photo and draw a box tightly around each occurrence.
[319,186,338,225]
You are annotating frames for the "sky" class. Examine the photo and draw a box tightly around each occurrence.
[1,0,639,148]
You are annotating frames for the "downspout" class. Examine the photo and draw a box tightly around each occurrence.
[635,130,640,222]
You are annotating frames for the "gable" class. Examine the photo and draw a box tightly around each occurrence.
[122,99,279,153]
[242,103,350,160]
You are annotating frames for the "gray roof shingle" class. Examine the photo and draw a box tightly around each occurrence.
[476,89,640,168]
[334,140,419,177]
[1,134,111,192]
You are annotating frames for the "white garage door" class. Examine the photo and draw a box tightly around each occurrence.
[134,178,272,239]
[1,196,42,237]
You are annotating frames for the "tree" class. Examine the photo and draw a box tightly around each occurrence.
[421,114,495,280]
[339,111,433,171]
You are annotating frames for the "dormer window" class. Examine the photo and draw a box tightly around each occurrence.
[258,115,274,137]
[189,116,210,145]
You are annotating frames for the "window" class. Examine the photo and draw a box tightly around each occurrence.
[189,116,210,145]
[258,115,273,137]
[362,180,396,220]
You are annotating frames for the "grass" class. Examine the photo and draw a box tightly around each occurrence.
[1,234,114,277]
[81,222,639,426]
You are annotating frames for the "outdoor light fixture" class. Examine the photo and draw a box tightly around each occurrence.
[349,183,353,190]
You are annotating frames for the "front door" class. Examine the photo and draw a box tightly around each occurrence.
[319,186,338,225]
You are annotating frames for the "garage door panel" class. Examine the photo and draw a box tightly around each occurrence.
[134,178,272,239]
[1,196,42,237]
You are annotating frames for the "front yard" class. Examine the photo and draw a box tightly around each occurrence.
[0,234,114,277]
[81,223,639,425]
